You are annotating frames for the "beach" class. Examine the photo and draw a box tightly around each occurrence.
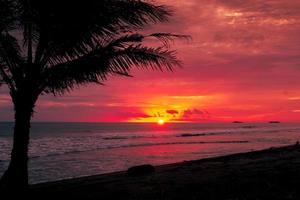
[1,122,300,183]
[25,144,300,200]
[1,0,300,198]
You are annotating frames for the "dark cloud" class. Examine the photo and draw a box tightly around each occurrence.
[166,109,179,115]
[183,109,209,118]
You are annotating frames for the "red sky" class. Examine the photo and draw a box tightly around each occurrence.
[1,0,300,122]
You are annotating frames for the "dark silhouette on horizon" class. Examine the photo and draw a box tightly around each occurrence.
[0,0,187,190]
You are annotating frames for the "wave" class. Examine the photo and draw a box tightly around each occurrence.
[2,125,300,163]
[240,126,257,129]
[178,133,207,137]
[103,131,233,140]
[102,135,158,140]
[102,136,131,140]
[0,140,252,162]
[0,137,250,162]
[18,140,249,161]
[102,134,174,140]
[177,131,231,137]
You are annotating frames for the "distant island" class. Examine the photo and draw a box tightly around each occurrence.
[269,121,281,124]
[232,121,243,123]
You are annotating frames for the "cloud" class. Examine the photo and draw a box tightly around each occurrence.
[166,109,179,115]
[183,109,209,118]
[214,30,265,45]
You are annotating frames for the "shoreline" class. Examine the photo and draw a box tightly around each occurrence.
[27,144,300,199]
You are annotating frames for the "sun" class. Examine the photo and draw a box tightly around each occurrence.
[157,119,165,125]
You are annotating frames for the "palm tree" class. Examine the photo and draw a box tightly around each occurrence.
[0,0,187,189]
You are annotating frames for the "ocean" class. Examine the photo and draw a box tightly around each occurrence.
[1,122,300,184]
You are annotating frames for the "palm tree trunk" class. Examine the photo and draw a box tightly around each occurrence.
[0,94,35,190]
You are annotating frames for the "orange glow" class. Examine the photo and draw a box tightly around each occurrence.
[125,94,223,123]
[157,119,165,125]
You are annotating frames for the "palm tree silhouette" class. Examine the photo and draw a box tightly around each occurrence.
[0,0,187,189]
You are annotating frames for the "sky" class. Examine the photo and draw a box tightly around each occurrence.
[1,0,300,122]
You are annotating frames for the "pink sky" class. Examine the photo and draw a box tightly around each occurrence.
[1,0,300,122]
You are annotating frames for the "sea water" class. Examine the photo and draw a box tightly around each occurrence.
[1,122,300,183]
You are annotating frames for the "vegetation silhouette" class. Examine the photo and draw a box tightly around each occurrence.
[0,0,188,190]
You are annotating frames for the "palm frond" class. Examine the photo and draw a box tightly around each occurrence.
[107,33,190,49]
[42,43,181,95]
[110,44,181,72]
[107,34,145,49]
[0,32,24,89]
[0,64,15,91]
[148,33,191,47]
[28,0,172,65]
[46,32,188,67]
[0,0,18,32]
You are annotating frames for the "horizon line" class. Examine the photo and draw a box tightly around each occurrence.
[0,121,297,123]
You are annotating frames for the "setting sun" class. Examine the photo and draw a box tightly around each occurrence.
[157,119,165,125]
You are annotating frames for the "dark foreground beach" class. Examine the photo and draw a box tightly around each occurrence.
[4,144,300,199]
